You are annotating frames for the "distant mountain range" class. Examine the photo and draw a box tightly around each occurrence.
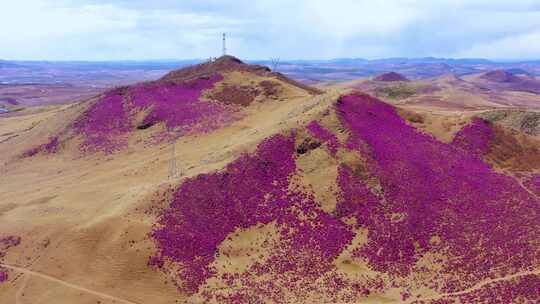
[252,57,540,65]
[1,57,539,84]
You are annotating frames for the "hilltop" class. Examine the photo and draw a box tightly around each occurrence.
[374,72,409,82]
[481,70,522,83]
[476,69,540,94]
[4,56,321,159]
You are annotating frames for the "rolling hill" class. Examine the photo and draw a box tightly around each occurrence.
[0,56,539,304]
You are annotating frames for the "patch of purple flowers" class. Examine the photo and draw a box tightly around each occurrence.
[22,136,59,157]
[0,236,21,284]
[335,165,380,226]
[128,75,237,135]
[148,91,539,301]
[74,89,131,153]
[151,134,298,293]
[151,133,354,298]
[451,117,494,157]
[307,120,340,155]
[0,271,7,282]
[74,74,237,153]
[452,274,540,303]
[336,93,540,295]
[415,274,540,304]
[0,236,21,255]
[524,174,540,197]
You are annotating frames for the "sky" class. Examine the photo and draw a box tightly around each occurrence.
[1,0,540,61]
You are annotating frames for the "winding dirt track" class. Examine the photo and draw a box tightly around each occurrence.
[514,174,540,201]
[15,273,29,304]
[409,269,540,303]
[1,263,141,304]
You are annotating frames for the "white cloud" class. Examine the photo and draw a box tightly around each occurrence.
[457,31,540,60]
[0,1,136,40]
[1,0,539,60]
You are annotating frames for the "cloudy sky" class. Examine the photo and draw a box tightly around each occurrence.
[2,0,540,60]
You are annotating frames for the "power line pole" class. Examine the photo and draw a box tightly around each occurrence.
[167,126,181,180]
[270,58,280,72]
[222,33,227,56]
[169,137,180,180]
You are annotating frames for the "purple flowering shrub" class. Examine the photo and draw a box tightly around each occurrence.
[335,165,380,225]
[148,91,539,301]
[524,174,540,197]
[128,74,237,135]
[22,136,59,157]
[451,117,494,156]
[415,274,540,303]
[0,236,21,257]
[74,74,237,153]
[445,274,540,304]
[0,271,7,283]
[0,236,21,283]
[150,134,355,299]
[151,134,298,293]
[336,93,540,295]
[206,194,359,303]
[74,89,132,153]
[306,120,340,155]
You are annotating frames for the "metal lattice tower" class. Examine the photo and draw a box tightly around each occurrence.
[167,125,181,180]
[222,33,227,56]
[270,58,280,72]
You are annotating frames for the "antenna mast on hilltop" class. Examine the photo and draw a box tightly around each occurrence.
[222,33,227,56]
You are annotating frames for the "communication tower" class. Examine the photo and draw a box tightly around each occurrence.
[222,33,227,56]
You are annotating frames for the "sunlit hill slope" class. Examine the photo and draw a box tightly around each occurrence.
[0,57,539,304]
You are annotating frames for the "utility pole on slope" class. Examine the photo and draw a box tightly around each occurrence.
[270,58,280,72]
[222,33,227,56]
[168,126,181,180]
[169,137,180,180]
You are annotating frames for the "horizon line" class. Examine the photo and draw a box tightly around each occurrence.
[2,56,540,64]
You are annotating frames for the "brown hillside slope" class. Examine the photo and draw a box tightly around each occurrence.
[0,56,319,161]
[0,61,539,303]
[0,57,336,303]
